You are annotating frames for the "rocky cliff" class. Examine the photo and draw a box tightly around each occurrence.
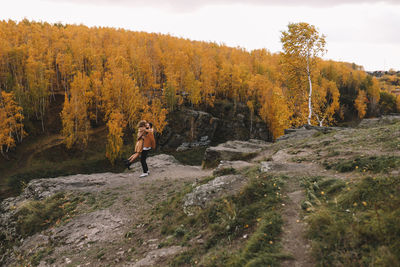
[159,103,270,150]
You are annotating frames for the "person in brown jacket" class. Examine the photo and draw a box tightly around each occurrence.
[139,122,156,177]
[125,120,150,169]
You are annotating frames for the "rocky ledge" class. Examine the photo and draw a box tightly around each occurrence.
[202,139,270,168]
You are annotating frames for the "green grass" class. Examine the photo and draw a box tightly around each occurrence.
[152,167,287,266]
[0,190,118,265]
[10,190,117,238]
[324,155,400,173]
[13,192,84,237]
[301,175,400,266]
[30,247,54,266]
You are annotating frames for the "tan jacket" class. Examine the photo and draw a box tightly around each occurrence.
[143,130,156,150]
[134,127,146,153]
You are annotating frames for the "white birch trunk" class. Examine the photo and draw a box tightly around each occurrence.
[307,56,313,125]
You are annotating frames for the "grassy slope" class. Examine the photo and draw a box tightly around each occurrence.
[280,120,400,266]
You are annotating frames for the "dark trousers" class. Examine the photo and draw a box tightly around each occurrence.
[141,150,149,173]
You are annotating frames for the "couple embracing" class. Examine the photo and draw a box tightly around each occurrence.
[124,120,156,177]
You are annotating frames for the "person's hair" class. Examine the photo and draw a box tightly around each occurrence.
[137,120,147,128]
[147,122,153,128]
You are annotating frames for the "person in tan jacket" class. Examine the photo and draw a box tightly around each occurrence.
[139,122,156,177]
[125,120,151,169]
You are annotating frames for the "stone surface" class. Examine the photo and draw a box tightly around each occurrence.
[158,106,270,150]
[277,125,339,142]
[51,209,126,247]
[132,246,184,267]
[158,109,219,150]
[128,154,181,170]
[357,115,400,128]
[176,136,211,151]
[202,139,270,168]
[215,160,255,172]
[0,153,212,267]
[183,174,247,215]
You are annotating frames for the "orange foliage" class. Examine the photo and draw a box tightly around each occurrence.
[354,90,368,119]
[397,95,400,112]
[0,19,388,159]
[106,110,127,164]
[142,98,168,134]
[0,91,26,156]
[61,73,90,149]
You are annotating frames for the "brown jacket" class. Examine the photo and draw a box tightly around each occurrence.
[134,127,146,153]
[143,130,156,149]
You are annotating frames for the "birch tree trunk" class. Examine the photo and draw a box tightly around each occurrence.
[307,57,313,125]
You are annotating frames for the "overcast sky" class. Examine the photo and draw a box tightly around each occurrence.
[1,0,399,71]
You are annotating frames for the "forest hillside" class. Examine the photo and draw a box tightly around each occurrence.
[1,20,399,199]
[1,20,398,158]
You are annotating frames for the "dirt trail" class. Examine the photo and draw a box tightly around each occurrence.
[280,178,314,267]
[257,147,353,266]
[270,149,315,266]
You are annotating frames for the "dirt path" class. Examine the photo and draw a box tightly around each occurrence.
[280,177,314,267]
[256,148,329,266]
[270,150,315,266]
[256,147,353,266]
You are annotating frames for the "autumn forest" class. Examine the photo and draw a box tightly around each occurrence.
[0,20,399,163]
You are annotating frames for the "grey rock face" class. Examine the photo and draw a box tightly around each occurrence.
[159,109,219,150]
[202,139,270,168]
[357,115,400,128]
[277,125,339,141]
[51,209,126,246]
[176,136,211,151]
[158,107,270,150]
[183,174,247,216]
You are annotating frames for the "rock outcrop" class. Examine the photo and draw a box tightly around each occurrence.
[183,174,247,216]
[0,154,212,267]
[158,106,270,150]
[277,125,339,141]
[159,109,219,150]
[357,115,400,128]
[202,139,270,168]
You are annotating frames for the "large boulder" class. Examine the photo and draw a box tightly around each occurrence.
[183,174,247,216]
[202,139,270,168]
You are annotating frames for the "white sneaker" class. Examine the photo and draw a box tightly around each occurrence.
[146,171,150,175]
[139,173,148,178]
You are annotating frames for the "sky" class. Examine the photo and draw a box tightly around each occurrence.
[1,0,400,71]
